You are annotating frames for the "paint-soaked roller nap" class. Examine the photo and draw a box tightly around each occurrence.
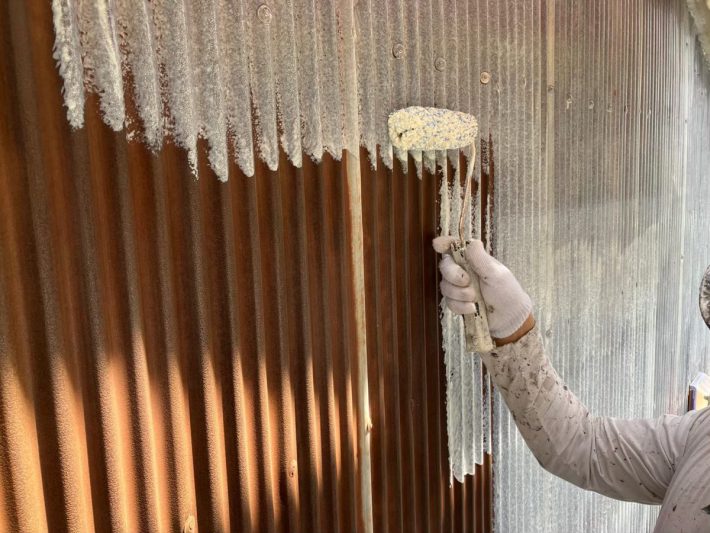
[389,107,494,354]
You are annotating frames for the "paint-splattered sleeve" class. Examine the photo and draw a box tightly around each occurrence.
[481,326,699,504]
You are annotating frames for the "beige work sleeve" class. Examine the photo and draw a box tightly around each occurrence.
[481,326,700,504]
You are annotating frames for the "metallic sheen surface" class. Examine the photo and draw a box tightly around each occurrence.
[0,3,491,532]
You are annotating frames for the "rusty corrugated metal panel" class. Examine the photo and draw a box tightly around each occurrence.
[360,148,492,533]
[0,3,493,533]
[0,3,368,532]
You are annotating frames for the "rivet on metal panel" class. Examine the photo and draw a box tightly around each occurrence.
[183,515,196,533]
[288,459,298,479]
[434,57,446,71]
[392,43,405,59]
[480,71,491,84]
[257,4,273,24]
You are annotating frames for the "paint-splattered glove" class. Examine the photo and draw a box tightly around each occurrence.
[433,237,533,339]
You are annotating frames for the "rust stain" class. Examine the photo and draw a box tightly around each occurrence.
[0,3,493,533]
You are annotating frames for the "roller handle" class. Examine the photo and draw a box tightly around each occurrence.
[450,244,495,354]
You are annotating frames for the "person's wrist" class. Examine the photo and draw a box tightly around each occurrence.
[493,314,535,346]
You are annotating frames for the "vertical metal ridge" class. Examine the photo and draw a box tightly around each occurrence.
[254,150,291,533]
[421,159,442,533]
[158,144,200,533]
[406,156,428,532]
[301,155,331,533]
[391,157,417,533]
[20,3,105,531]
[343,149,374,533]
[273,148,305,533]
[82,100,142,533]
[292,156,324,533]
[0,11,49,529]
[117,123,166,533]
[341,154,363,533]
[150,146,197,533]
[226,151,262,532]
[382,152,405,533]
[248,156,279,533]
[360,147,389,533]
[313,155,342,533]
[318,154,353,533]
[193,148,231,533]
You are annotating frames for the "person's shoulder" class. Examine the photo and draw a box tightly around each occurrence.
[687,405,710,430]
[672,407,710,469]
[673,406,710,453]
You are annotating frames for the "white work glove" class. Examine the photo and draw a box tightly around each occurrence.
[433,237,533,339]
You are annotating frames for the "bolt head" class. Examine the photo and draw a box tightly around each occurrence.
[257,4,273,23]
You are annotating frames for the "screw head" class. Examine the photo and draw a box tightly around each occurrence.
[257,4,273,23]
[434,57,446,71]
[392,43,405,59]
[480,71,491,84]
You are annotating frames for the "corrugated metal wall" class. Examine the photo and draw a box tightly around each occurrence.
[0,2,491,533]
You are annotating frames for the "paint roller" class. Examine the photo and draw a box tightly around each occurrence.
[388,106,495,353]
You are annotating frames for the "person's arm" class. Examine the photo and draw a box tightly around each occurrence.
[485,322,703,503]
[434,237,699,504]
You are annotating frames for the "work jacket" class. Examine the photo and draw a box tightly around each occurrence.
[485,327,710,532]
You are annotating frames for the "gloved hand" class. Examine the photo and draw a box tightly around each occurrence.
[433,236,533,340]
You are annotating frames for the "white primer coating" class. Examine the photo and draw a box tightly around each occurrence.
[491,2,710,531]
[52,0,85,129]
[438,155,488,484]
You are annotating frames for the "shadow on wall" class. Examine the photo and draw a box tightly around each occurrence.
[1,105,361,533]
[0,3,490,533]
[0,4,362,532]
